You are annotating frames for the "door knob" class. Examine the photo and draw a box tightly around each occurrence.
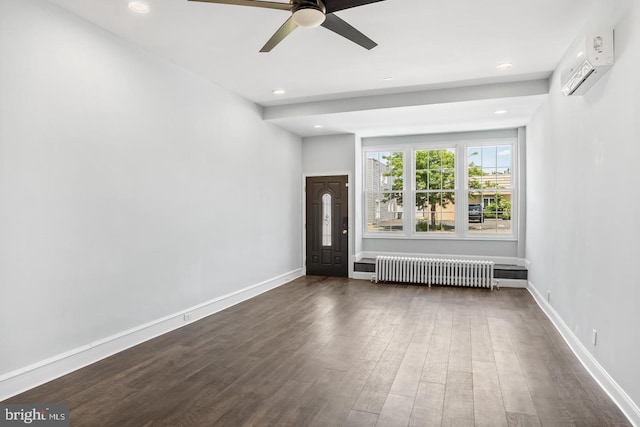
[342,229,348,235]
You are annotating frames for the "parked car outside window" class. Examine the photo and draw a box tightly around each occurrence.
[468,204,483,223]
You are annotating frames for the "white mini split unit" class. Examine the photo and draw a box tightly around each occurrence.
[561,30,615,96]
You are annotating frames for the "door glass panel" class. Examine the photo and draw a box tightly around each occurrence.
[322,193,332,246]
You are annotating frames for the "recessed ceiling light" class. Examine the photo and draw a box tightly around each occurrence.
[577,51,584,58]
[496,63,513,71]
[494,109,508,115]
[272,89,286,96]
[313,124,324,129]
[382,77,394,81]
[128,1,150,13]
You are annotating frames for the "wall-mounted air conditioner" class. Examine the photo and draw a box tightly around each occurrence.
[561,30,614,96]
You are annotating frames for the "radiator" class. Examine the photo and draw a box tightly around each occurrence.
[374,256,496,289]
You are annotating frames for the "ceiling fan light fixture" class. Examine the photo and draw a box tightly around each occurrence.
[128,1,150,14]
[292,7,326,28]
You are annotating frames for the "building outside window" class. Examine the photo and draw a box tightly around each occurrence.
[365,151,404,232]
[467,145,513,235]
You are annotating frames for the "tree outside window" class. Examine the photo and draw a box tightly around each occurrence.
[414,149,455,232]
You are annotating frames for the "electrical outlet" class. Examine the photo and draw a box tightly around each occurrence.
[183,312,192,322]
[592,329,598,346]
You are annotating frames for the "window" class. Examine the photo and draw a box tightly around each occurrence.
[467,145,513,235]
[415,148,456,233]
[363,137,516,239]
[322,193,332,246]
[365,151,403,232]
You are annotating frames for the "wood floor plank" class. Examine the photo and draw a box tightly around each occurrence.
[471,312,495,364]
[494,351,537,416]
[388,341,429,398]
[352,350,405,414]
[506,411,542,427]
[305,359,377,426]
[375,393,414,427]
[473,361,508,427]
[3,280,630,427]
[241,379,313,426]
[448,310,472,373]
[344,410,379,427]
[441,370,474,425]
[488,317,515,353]
[409,381,445,427]
[277,368,346,426]
[420,308,452,385]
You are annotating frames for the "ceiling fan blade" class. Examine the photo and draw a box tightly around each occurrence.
[260,16,299,52]
[323,0,385,13]
[187,0,291,11]
[321,13,377,50]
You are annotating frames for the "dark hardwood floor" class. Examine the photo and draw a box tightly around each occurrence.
[5,277,630,426]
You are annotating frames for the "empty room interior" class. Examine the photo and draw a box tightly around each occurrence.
[1,0,639,425]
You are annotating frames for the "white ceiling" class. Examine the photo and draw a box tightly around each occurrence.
[46,0,597,137]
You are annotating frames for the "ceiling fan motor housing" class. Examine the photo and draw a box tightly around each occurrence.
[292,0,326,27]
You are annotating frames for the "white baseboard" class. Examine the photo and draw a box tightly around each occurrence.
[528,281,640,426]
[0,268,304,401]
[352,271,375,281]
[495,278,527,288]
[353,273,525,289]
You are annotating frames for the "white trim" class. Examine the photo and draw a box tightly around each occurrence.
[0,268,304,401]
[360,251,527,267]
[362,232,518,241]
[353,272,376,281]
[516,127,527,259]
[493,278,527,288]
[352,272,525,288]
[528,281,640,427]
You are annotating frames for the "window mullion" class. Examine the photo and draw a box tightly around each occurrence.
[406,147,413,236]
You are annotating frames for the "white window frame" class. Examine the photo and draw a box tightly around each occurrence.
[462,138,517,240]
[410,142,459,237]
[363,136,517,241]
[363,148,406,235]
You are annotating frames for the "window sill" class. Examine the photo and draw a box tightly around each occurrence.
[363,232,517,241]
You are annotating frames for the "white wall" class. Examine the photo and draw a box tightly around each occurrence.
[526,0,639,419]
[0,0,301,378]
[302,134,356,174]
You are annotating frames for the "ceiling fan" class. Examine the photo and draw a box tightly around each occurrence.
[188,0,385,52]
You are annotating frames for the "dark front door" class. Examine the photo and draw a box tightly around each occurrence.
[306,175,349,277]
